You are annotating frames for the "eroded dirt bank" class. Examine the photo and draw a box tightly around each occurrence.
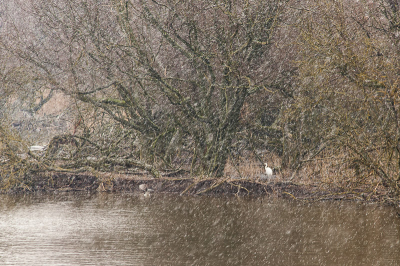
[7,172,398,206]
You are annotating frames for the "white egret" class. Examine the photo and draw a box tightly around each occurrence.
[265,163,273,177]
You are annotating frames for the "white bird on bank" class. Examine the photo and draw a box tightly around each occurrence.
[139,184,154,197]
[265,163,273,177]
[29,145,46,152]
[139,184,147,191]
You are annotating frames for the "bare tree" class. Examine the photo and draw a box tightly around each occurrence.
[282,0,400,195]
[2,0,288,177]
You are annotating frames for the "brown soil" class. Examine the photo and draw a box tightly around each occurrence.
[13,172,397,205]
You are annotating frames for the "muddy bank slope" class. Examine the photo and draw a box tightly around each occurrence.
[7,172,395,203]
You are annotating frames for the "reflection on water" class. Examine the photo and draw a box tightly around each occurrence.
[0,192,399,266]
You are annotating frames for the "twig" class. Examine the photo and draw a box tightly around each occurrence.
[180,181,197,196]
[229,182,250,195]
[283,191,297,199]
[196,178,229,195]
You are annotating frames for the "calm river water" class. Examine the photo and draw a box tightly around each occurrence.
[0,192,399,265]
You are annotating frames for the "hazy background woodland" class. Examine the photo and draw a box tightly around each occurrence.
[0,0,399,197]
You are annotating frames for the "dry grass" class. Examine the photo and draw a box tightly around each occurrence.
[223,152,387,197]
[223,153,396,203]
[289,154,390,202]
[0,122,32,191]
[223,153,284,181]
